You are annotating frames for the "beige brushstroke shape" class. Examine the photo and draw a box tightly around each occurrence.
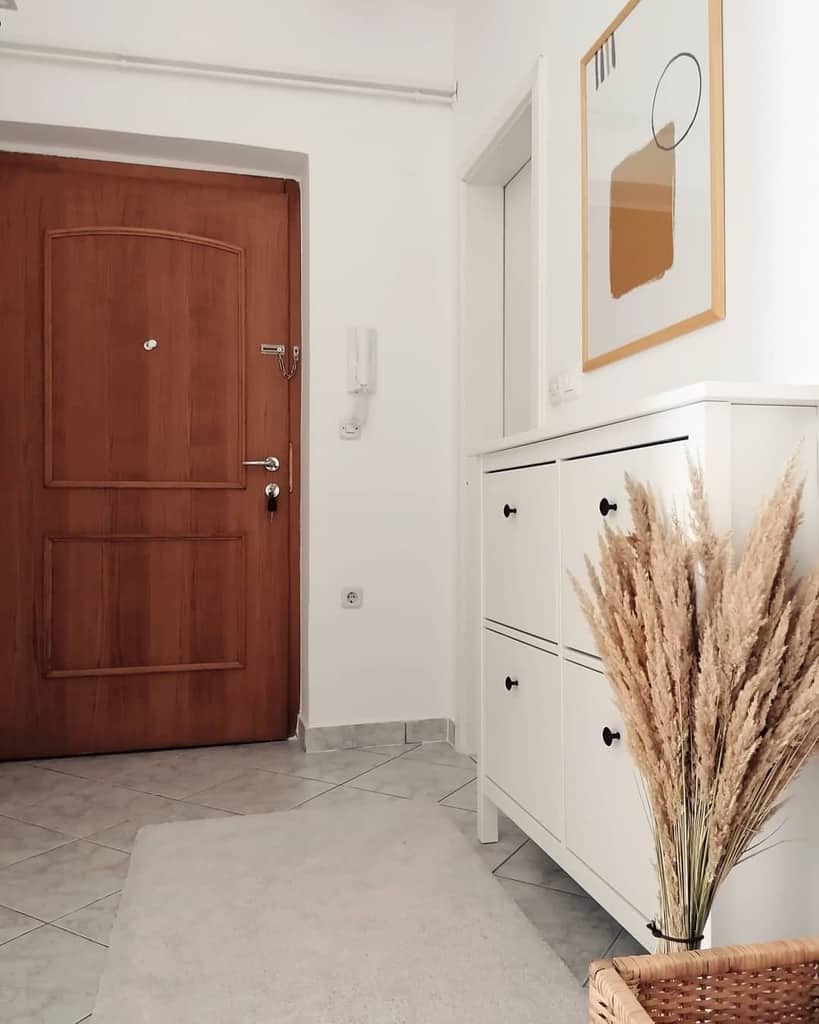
[609,121,676,299]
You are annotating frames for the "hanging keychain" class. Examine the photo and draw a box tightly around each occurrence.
[265,483,280,517]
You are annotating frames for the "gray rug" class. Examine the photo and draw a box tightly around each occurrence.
[94,800,585,1023]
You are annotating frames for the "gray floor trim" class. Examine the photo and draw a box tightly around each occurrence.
[300,718,455,752]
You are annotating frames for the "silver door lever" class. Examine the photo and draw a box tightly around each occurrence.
[243,456,280,472]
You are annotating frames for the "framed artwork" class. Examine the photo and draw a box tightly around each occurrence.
[581,0,724,371]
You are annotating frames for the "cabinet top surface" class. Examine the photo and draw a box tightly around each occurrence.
[472,381,819,456]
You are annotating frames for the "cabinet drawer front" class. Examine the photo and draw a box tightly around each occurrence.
[483,629,562,838]
[563,660,655,919]
[483,463,558,641]
[561,440,689,655]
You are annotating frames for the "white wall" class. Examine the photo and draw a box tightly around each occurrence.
[0,1,458,730]
[503,161,536,435]
[453,0,798,751]
[456,0,791,438]
[3,0,455,85]
[783,1,819,382]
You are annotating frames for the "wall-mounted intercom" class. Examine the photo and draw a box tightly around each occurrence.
[340,327,377,439]
[347,327,377,394]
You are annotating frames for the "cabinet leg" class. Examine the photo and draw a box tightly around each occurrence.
[477,781,499,844]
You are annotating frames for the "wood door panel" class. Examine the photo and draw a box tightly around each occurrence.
[0,154,300,759]
[45,229,245,488]
[44,535,245,677]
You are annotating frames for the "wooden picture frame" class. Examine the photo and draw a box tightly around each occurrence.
[581,0,725,371]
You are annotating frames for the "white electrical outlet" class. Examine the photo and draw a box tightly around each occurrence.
[341,587,363,609]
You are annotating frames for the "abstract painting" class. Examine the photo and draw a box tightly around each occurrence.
[581,0,724,370]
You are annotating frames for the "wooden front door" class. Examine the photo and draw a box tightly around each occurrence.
[0,154,300,759]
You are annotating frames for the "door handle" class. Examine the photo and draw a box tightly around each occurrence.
[243,456,280,472]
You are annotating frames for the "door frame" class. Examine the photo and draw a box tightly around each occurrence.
[285,178,302,737]
[1,145,304,740]
[456,61,546,755]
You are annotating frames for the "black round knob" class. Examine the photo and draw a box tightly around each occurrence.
[602,726,621,747]
[503,504,517,518]
[504,676,519,691]
[599,497,618,517]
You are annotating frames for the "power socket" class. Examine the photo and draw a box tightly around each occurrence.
[341,587,363,609]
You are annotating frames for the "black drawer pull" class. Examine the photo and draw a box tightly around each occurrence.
[599,497,618,517]
[504,676,519,691]
[602,726,621,746]
[503,504,517,518]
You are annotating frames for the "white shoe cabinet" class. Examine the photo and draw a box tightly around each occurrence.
[476,383,819,948]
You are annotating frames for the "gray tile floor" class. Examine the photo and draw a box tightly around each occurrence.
[0,739,643,1023]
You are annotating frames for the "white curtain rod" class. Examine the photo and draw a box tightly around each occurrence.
[0,40,458,105]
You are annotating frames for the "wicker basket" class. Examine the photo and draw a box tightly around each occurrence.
[588,938,819,1023]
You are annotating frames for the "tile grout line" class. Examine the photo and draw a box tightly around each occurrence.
[11,760,253,805]
[2,744,469,864]
[0,810,76,837]
[5,764,280,833]
[0,889,121,952]
[345,757,476,804]
[49,920,112,949]
[81,810,241,855]
[49,886,124,929]
[0,770,239,836]
[402,751,480,770]
[0,815,76,866]
[0,764,183,813]
[292,746,427,808]
[325,751,477,803]
[1,744,466,848]
[0,810,139,846]
[0,903,53,932]
[436,774,478,806]
[167,766,284,804]
[495,874,597,900]
[167,744,431,813]
[296,741,471,806]
[249,748,418,785]
[16,743,429,821]
[489,838,530,875]
[0,883,125,937]
[599,927,626,961]
[174,747,423,804]
[11,741,437,807]
[0,919,45,949]
[344,782,409,798]
[0,836,86,875]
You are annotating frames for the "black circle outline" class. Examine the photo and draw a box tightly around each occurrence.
[651,51,702,151]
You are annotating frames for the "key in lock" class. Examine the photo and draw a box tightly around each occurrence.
[264,482,280,513]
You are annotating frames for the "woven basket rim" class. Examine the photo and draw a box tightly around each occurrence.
[589,936,819,986]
